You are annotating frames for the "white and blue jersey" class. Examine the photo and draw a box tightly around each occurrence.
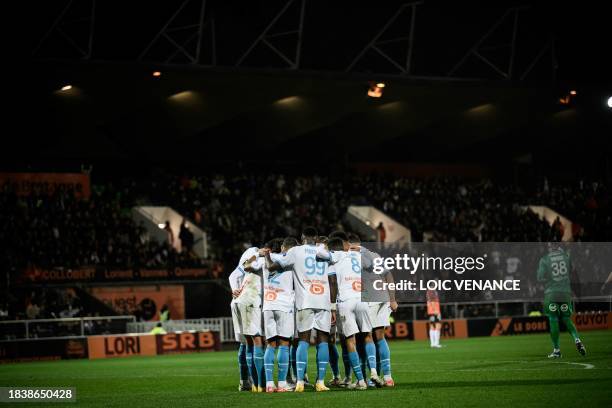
[325,250,363,303]
[250,255,294,313]
[234,247,262,307]
[273,244,332,311]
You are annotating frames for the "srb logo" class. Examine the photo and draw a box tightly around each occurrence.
[549,304,558,312]
[310,283,325,295]
[560,304,569,312]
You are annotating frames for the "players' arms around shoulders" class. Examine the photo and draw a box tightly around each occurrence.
[243,247,274,275]
[357,244,399,311]
[242,254,262,274]
[263,239,299,272]
[315,245,347,264]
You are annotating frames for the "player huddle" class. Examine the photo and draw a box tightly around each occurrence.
[229,228,397,392]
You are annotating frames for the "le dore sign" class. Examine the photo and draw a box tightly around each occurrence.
[87,332,220,360]
[384,312,611,341]
[0,172,91,199]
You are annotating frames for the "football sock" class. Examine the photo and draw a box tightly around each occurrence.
[290,344,297,380]
[264,345,276,385]
[296,340,309,381]
[341,342,351,379]
[246,344,256,387]
[238,344,249,383]
[348,351,364,381]
[329,343,340,378]
[429,328,436,346]
[277,345,290,383]
[253,345,265,388]
[375,339,381,374]
[365,341,378,375]
[377,339,392,377]
[357,339,367,376]
[316,342,329,383]
[549,316,560,349]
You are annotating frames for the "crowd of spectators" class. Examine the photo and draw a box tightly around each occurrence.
[534,179,611,241]
[2,171,609,277]
[1,171,610,324]
[0,183,206,276]
[162,173,609,259]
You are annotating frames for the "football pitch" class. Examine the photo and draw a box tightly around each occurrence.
[1,331,611,407]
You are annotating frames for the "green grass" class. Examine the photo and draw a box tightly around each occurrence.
[1,331,612,407]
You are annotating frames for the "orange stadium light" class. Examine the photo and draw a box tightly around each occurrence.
[368,82,385,98]
[60,85,72,91]
[152,71,162,77]
[570,90,577,95]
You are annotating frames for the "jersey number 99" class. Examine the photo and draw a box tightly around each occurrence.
[305,256,326,275]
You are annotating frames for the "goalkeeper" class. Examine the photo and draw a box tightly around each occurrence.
[537,245,586,358]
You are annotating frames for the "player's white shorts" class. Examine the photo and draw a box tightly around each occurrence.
[296,308,331,334]
[232,302,262,337]
[263,310,294,340]
[368,302,392,328]
[230,302,245,342]
[338,300,372,337]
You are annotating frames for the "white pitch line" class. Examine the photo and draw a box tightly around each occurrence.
[392,360,598,371]
[553,361,595,369]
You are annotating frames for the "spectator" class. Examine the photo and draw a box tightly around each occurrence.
[376,222,387,242]
[179,219,194,253]
[164,221,175,248]
[159,304,170,322]
[150,322,167,335]
[26,302,40,319]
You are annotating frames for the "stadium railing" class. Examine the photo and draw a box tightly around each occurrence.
[122,297,612,343]
[126,317,234,342]
[0,315,136,341]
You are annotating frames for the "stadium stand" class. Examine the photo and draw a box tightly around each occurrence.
[2,171,609,321]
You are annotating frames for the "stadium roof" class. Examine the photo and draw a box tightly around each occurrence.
[23,60,610,166]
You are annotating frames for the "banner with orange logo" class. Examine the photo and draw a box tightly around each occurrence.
[412,319,468,340]
[574,312,611,330]
[88,334,157,360]
[0,172,90,199]
[384,321,413,340]
[376,313,611,343]
[156,332,220,354]
[87,332,219,360]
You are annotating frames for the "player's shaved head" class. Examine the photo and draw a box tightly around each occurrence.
[301,226,317,243]
[268,238,283,253]
[327,237,344,251]
[329,230,348,242]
